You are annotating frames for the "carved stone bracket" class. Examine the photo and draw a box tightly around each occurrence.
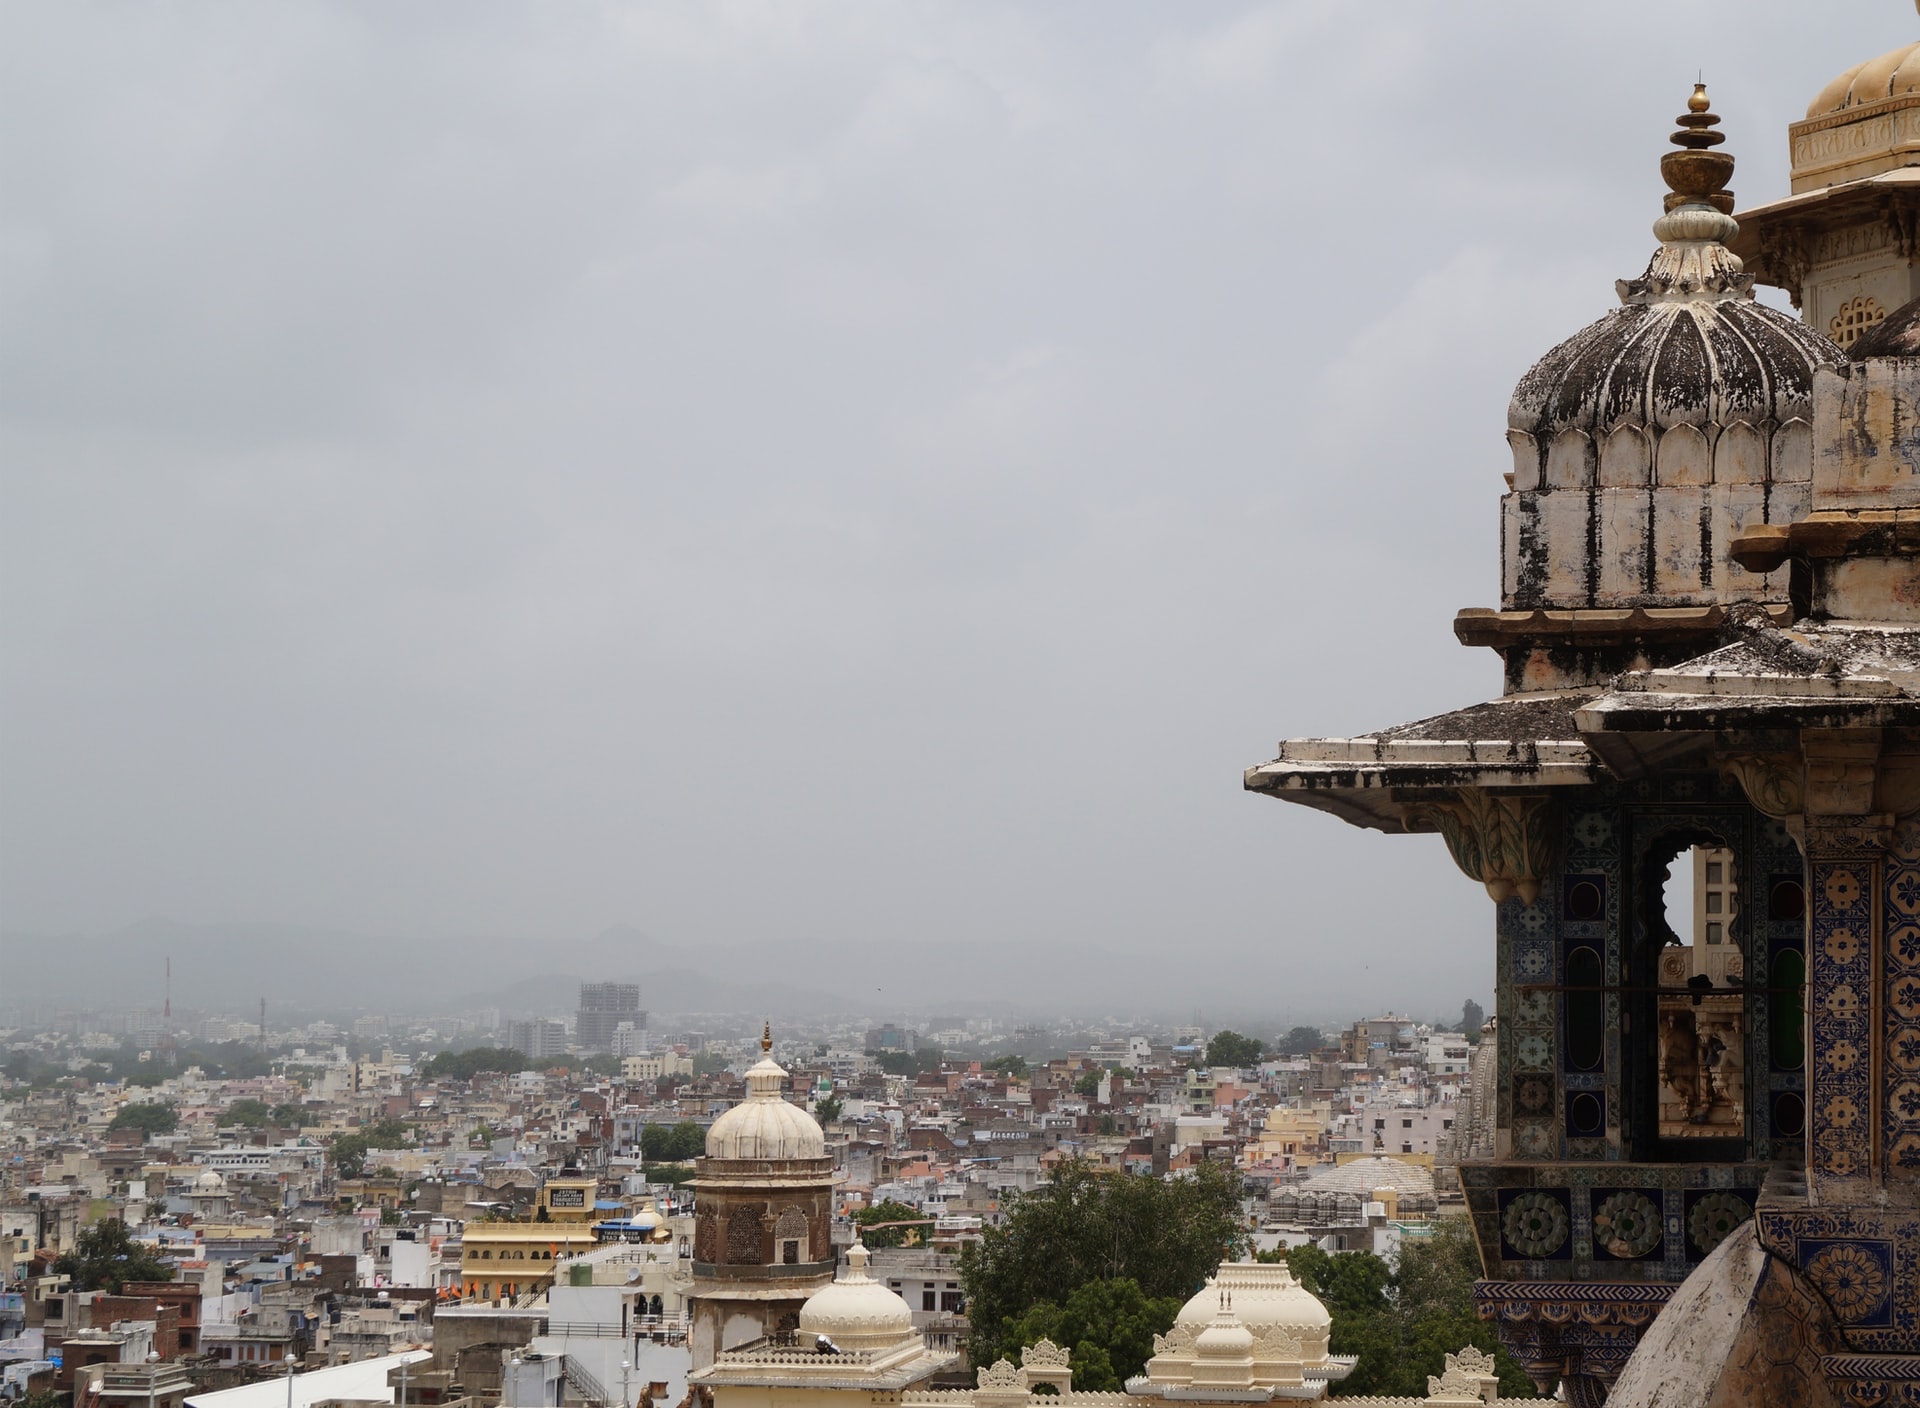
[1757,221,1811,309]
[1721,752,1805,820]
[1475,1279,1675,1398]
[1407,790,1557,904]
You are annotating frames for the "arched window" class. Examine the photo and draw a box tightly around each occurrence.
[1635,834,1748,1158]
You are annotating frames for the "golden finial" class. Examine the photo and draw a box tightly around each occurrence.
[1662,81,1734,215]
[761,1021,772,1054]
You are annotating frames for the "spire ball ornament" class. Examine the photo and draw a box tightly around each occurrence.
[1619,84,1751,303]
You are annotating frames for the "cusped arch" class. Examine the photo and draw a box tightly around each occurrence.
[1656,422,1713,486]
[1599,425,1651,487]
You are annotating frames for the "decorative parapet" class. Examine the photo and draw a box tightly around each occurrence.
[1423,1347,1498,1405]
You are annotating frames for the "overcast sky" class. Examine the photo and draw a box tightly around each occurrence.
[1,1,1907,1018]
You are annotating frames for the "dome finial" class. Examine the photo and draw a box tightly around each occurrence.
[761,1021,772,1054]
[1617,85,1752,306]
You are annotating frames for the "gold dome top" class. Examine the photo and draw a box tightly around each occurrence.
[1809,27,1920,119]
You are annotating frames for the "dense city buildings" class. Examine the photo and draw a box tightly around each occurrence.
[0,999,1498,1406]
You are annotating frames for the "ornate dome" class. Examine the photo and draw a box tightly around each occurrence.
[194,1169,226,1191]
[797,1242,918,1352]
[1498,87,1845,618]
[1174,1262,1330,1341]
[703,1025,825,1161]
[1509,296,1840,441]
[1510,86,1843,446]
[1809,27,1920,119]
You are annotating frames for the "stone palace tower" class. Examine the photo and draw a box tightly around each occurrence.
[1246,9,1920,1407]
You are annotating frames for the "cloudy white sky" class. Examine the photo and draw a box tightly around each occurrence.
[1,1,1907,1018]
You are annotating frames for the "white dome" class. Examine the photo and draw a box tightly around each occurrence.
[797,1243,918,1352]
[704,1033,825,1161]
[1302,1154,1434,1201]
[1176,1262,1330,1339]
[1193,1315,1254,1359]
[194,1170,225,1191]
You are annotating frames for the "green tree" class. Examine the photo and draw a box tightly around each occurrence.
[53,1219,175,1293]
[1277,1026,1325,1057]
[991,1055,1029,1078]
[1204,1031,1263,1068]
[225,1099,273,1127]
[423,1047,531,1081]
[108,1103,178,1137]
[1391,1220,1534,1398]
[1073,1071,1102,1098]
[855,1199,929,1249]
[1003,1278,1182,1390]
[270,1102,310,1127]
[1284,1226,1536,1398]
[640,1120,707,1161]
[814,1094,844,1123]
[959,1159,1244,1370]
[1460,999,1486,1038]
[330,1118,414,1179]
[874,1045,944,1076]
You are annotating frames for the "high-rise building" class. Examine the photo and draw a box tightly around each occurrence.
[504,1018,568,1060]
[576,982,644,1053]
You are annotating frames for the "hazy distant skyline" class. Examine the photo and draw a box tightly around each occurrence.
[2,1,1904,1016]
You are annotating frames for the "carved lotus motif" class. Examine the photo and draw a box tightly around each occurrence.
[1594,1192,1662,1259]
[1687,1192,1751,1256]
[1502,1192,1569,1258]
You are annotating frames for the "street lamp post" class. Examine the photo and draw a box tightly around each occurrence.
[621,1359,631,1408]
[146,1349,161,1408]
[285,1350,298,1408]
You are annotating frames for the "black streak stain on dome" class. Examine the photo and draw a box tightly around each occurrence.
[1510,302,1845,440]
[1849,292,1920,360]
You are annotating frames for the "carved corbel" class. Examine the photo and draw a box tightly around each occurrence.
[1406,790,1557,904]
[1878,188,1920,262]
[1757,222,1811,309]
[1720,752,1804,824]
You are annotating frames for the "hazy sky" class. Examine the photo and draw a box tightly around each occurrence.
[1,1,1906,1016]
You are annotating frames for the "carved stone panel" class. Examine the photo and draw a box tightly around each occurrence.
[726,1203,765,1264]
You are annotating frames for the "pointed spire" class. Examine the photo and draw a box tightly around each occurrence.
[1618,83,1753,306]
[761,1021,772,1055]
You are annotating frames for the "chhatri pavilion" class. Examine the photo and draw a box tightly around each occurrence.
[1247,6,1920,1406]
[690,1250,1503,1408]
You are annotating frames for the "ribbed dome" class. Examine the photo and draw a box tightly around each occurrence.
[1175,1262,1330,1339]
[704,1036,825,1161]
[1809,38,1920,119]
[1510,297,1842,440]
[1849,291,1920,359]
[797,1243,919,1351]
[1301,1154,1435,1200]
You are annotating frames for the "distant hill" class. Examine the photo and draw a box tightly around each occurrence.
[0,916,1312,1023]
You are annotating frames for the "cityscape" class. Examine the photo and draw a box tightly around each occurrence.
[16,6,1920,1408]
